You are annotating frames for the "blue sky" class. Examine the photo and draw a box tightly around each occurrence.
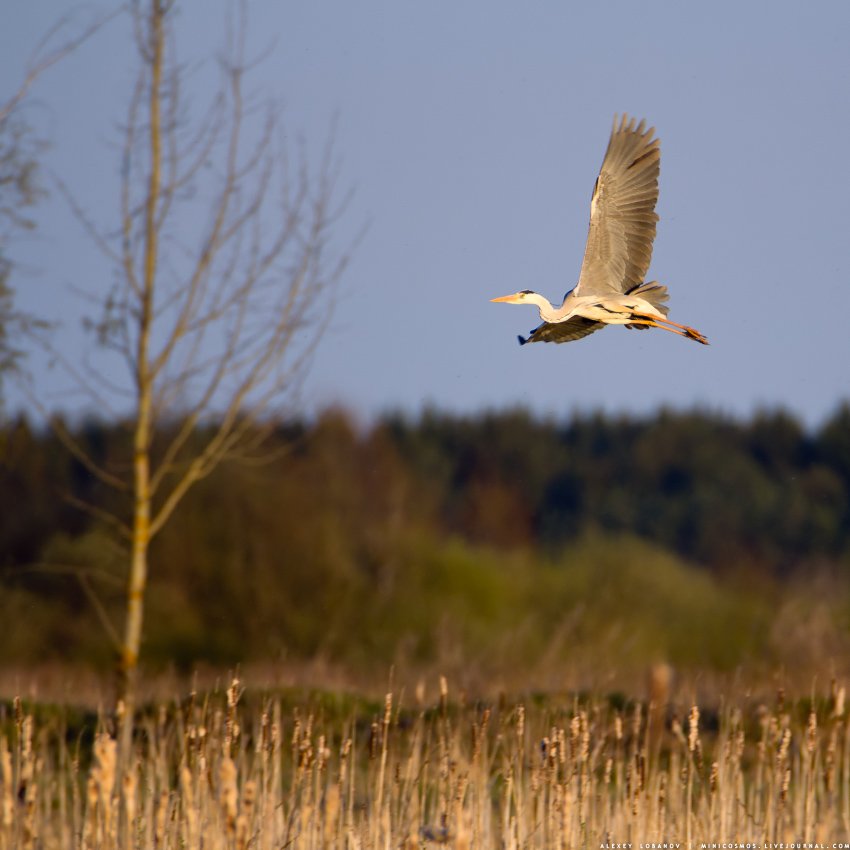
[3,1,850,426]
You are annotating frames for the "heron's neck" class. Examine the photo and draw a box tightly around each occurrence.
[526,292,565,323]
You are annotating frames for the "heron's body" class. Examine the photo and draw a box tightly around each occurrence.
[491,114,708,346]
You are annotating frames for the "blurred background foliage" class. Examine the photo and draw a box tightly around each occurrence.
[2,403,850,686]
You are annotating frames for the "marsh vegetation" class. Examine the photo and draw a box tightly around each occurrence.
[3,677,850,848]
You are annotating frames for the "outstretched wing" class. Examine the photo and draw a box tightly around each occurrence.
[575,114,660,297]
[520,317,605,345]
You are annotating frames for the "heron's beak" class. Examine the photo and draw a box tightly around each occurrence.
[490,293,520,304]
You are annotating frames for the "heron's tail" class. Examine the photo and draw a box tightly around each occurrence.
[627,280,669,315]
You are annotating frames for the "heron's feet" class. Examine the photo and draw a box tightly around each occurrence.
[683,325,709,345]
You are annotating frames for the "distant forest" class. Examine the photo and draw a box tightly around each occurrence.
[3,404,850,679]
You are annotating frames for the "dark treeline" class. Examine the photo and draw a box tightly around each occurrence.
[2,404,850,674]
[386,404,850,572]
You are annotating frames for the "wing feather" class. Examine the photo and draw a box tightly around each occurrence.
[575,114,660,297]
[521,316,605,345]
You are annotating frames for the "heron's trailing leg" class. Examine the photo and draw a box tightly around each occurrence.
[651,314,709,344]
[629,314,709,345]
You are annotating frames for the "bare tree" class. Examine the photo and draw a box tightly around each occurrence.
[33,0,352,755]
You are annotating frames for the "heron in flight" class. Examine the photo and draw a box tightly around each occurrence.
[491,114,708,346]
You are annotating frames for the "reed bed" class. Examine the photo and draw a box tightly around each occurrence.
[2,677,850,848]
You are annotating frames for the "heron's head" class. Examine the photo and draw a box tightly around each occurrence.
[490,289,534,305]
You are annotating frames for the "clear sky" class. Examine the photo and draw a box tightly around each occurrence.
[3,1,850,427]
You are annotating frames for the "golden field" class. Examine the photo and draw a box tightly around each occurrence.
[2,674,850,849]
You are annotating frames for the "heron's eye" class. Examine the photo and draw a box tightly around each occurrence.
[519,289,533,297]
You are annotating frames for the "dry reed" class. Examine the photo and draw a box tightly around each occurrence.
[1,677,850,847]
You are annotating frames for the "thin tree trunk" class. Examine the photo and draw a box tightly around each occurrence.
[119,0,163,763]
[119,432,151,758]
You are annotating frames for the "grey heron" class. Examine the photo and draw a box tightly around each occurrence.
[491,114,708,346]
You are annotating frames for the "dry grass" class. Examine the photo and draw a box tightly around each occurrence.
[2,677,850,848]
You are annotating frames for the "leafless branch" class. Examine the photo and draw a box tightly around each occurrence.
[63,491,132,541]
[7,561,125,588]
[54,176,124,266]
[18,386,126,495]
[5,561,125,652]
[0,9,120,124]
[78,572,124,650]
